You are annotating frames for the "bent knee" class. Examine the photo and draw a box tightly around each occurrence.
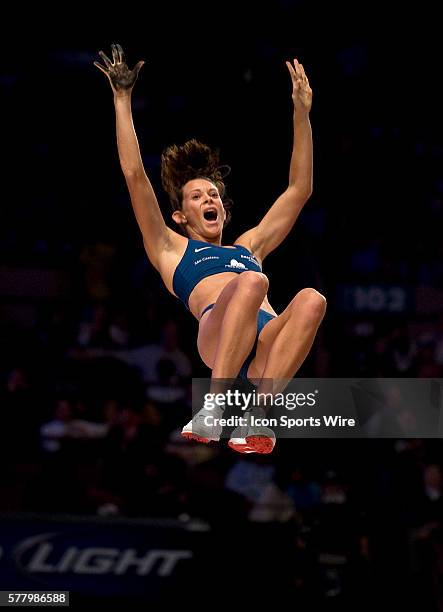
[295,288,327,318]
[238,271,269,296]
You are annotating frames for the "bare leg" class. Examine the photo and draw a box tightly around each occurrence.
[197,271,269,379]
[245,288,326,388]
[254,288,327,394]
[230,289,326,454]
[182,272,269,444]
[186,286,326,451]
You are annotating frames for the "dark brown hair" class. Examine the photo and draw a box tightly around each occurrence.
[160,139,232,234]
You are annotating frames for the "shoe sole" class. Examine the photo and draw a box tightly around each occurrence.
[181,430,219,444]
[245,434,275,454]
[228,437,257,453]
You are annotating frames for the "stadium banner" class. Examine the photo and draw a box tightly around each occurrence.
[0,515,203,595]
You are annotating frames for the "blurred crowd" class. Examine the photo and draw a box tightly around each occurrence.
[1,24,443,605]
[1,282,442,601]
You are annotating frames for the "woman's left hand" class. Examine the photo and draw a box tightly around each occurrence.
[286,58,312,113]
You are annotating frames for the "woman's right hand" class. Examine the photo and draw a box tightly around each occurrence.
[94,44,145,97]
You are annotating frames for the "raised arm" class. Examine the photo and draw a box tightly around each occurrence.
[94,44,171,269]
[238,59,313,261]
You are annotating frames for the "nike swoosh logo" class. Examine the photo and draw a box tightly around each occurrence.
[194,247,212,252]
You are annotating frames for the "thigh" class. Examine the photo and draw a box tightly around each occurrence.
[197,275,243,368]
[247,301,295,380]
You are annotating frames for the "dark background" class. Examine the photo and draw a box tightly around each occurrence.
[1,2,443,609]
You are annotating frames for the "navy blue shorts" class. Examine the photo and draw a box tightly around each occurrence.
[200,304,276,381]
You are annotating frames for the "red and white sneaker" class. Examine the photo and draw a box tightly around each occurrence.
[181,407,223,444]
[228,408,276,454]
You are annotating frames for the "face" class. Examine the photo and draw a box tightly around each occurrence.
[173,178,226,241]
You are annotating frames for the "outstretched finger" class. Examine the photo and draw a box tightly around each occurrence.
[94,60,109,75]
[286,60,296,80]
[133,60,145,76]
[116,43,125,64]
[99,50,112,69]
[299,62,309,83]
[111,44,119,64]
[293,58,303,80]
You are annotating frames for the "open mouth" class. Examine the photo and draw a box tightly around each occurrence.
[203,208,218,222]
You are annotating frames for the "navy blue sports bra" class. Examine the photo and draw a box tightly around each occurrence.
[173,238,262,309]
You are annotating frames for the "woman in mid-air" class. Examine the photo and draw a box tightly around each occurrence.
[94,44,326,454]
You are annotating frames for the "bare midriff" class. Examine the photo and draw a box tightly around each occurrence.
[155,234,277,321]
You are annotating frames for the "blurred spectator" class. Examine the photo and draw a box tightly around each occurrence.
[225,456,275,505]
[77,302,130,349]
[39,398,75,453]
[6,366,30,393]
[248,466,297,523]
[100,319,192,388]
[285,467,322,513]
[132,319,192,385]
[39,396,111,454]
[416,464,443,526]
